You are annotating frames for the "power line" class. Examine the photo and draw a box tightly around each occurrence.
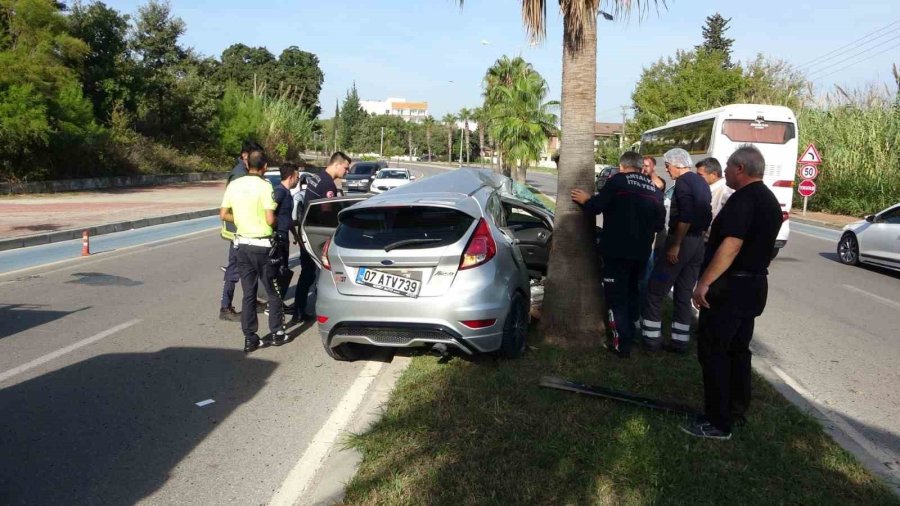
[797,18,900,71]
[811,39,900,83]
[806,34,900,80]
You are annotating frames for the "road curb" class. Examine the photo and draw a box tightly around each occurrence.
[790,215,851,231]
[0,208,220,252]
[303,355,412,505]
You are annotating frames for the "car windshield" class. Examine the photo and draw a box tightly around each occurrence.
[499,180,553,213]
[350,164,378,175]
[265,174,280,187]
[378,170,408,180]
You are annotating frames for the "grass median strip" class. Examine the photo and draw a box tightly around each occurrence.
[342,325,896,505]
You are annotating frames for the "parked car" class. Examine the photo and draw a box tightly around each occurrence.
[265,169,319,196]
[595,166,619,191]
[370,168,416,193]
[299,168,555,361]
[418,154,438,162]
[837,203,900,271]
[343,162,381,192]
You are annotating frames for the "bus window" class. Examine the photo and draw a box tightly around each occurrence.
[722,120,796,144]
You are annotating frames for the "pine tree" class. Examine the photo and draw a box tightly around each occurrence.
[339,83,365,152]
[332,100,340,152]
[697,13,735,68]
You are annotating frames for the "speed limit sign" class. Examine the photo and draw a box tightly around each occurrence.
[799,165,819,180]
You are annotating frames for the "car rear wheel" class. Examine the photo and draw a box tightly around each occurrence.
[324,342,371,362]
[497,293,528,359]
[838,233,860,266]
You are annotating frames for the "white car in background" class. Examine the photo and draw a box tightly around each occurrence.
[370,168,415,194]
[837,203,900,271]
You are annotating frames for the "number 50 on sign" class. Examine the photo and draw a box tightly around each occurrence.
[799,165,818,180]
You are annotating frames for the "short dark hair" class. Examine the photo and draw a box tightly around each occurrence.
[279,163,298,180]
[247,150,267,170]
[329,151,351,166]
[241,140,261,155]
[642,155,656,166]
[619,151,643,171]
[696,157,723,178]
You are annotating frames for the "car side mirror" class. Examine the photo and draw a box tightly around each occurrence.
[864,214,875,223]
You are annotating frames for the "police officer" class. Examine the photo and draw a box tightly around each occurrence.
[273,163,299,301]
[572,151,666,358]
[641,148,712,353]
[683,145,783,440]
[220,149,286,352]
[219,140,262,321]
[290,151,350,326]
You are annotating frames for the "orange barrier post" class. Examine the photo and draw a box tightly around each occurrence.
[82,230,90,256]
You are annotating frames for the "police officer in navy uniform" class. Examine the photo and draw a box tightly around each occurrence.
[572,151,666,358]
[290,152,350,326]
[272,163,299,302]
[682,145,783,440]
[220,149,286,352]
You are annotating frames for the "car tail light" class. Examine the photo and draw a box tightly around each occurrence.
[321,238,332,271]
[459,218,496,270]
[782,211,789,222]
[317,315,329,324]
[460,319,496,329]
[773,180,794,188]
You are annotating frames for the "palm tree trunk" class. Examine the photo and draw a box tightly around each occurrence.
[479,124,485,168]
[426,127,432,159]
[539,14,605,348]
[516,162,527,183]
[448,127,453,163]
[464,123,470,164]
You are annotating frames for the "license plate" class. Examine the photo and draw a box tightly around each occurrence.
[356,268,421,298]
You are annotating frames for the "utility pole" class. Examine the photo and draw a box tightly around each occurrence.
[620,105,628,151]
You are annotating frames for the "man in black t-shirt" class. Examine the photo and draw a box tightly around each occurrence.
[290,151,350,325]
[641,148,712,353]
[682,145,783,441]
[572,151,665,358]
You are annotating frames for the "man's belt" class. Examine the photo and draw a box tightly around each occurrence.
[234,236,273,247]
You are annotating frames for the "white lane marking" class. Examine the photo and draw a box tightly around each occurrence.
[841,284,900,311]
[195,399,215,407]
[0,318,141,384]
[769,364,900,480]
[269,360,385,506]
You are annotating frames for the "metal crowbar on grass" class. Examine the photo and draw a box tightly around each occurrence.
[539,376,699,416]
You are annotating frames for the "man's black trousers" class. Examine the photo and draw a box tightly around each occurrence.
[236,244,283,337]
[697,306,755,432]
[220,242,240,309]
[600,256,644,355]
[293,246,318,319]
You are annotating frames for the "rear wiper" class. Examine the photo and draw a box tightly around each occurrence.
[383,238,443,252]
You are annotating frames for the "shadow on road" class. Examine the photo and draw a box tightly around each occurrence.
[0,303,90,340]
[817,252,900,279]
[0,347,277,504]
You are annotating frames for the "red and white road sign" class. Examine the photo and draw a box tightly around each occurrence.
[798,179,817,197]
[798,165,819,180]
[798,144,822,165]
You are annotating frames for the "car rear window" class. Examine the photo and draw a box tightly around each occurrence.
[722,119,796,144]
[335,206,475,250]
[350,164,378,175]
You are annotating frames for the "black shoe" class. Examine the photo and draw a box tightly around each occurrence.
[732,414,748,428]
[219,307,240,322]
[664,342,689,355]
[244,334,261,353]
[259,334,275,347]
[271,330,288,346]
[288,314,315,327]
[680,419,732,440]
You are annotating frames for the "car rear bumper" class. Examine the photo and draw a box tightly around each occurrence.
[314,274,515,354]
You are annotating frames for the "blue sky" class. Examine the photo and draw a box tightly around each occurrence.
[105,0,898,122]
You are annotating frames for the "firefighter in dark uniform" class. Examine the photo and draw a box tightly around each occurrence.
[682,145,783,440]
[220,149,286,352]
[572,151,666,358]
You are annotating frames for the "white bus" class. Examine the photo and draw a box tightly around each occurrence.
[639,104,798,254]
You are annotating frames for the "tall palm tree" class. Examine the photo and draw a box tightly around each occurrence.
[483,56,535,178]
[472,107,487,167]
[458,108,473,164]
[460,1,657,347]
[441,113,456,163]
[422,115,436,160]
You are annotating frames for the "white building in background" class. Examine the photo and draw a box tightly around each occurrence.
[360,97,430,123]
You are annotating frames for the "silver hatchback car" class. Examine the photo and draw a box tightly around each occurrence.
[300,169,554,361]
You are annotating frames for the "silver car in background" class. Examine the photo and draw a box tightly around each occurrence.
[300,169,554,361]
[838,203,900,271]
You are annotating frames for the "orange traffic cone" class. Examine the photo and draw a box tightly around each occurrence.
[82,230,90,256]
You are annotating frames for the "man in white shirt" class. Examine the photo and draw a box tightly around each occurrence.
[696,157,733,231]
